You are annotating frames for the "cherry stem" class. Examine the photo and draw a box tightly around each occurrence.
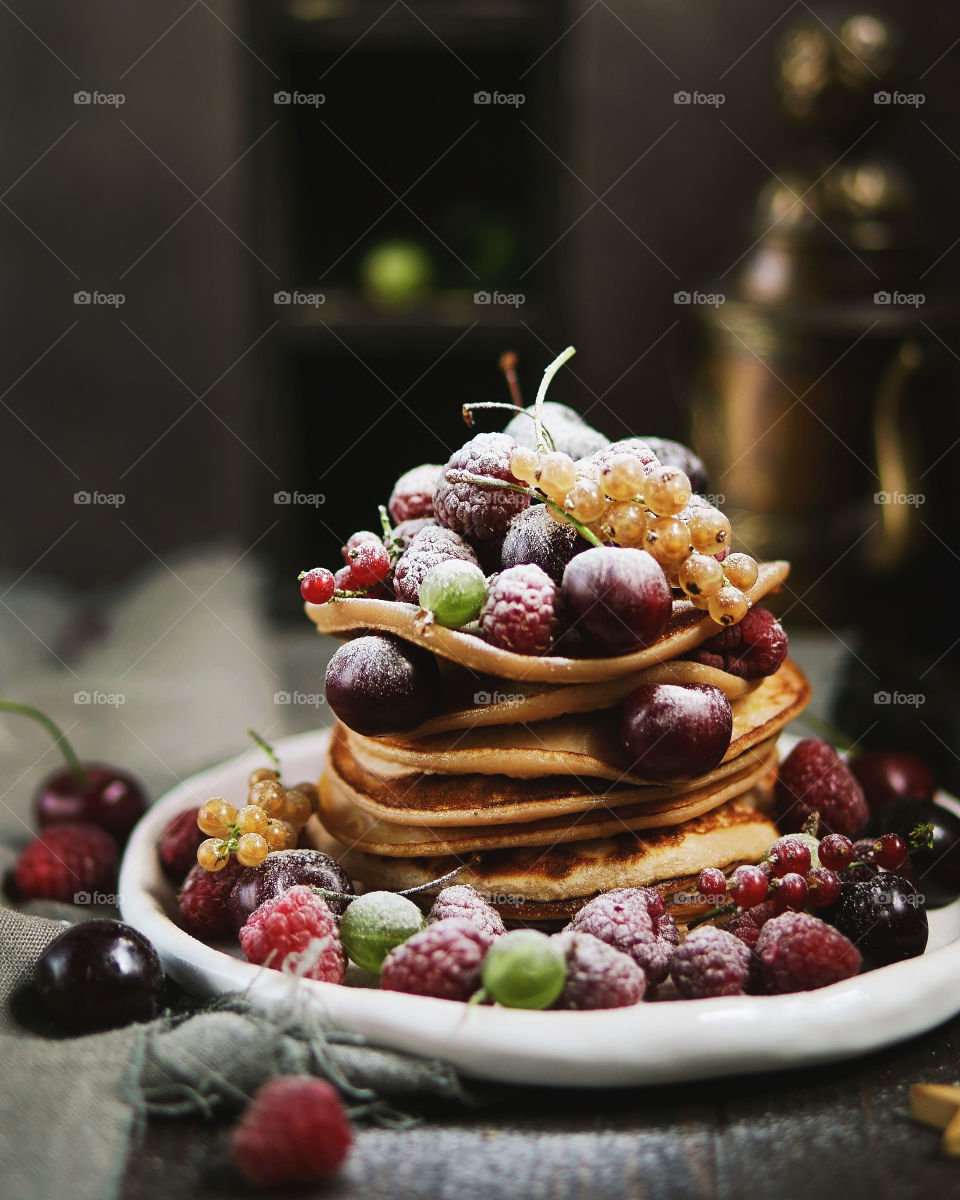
[0,699,86,784]
[687,900,736,930]
[247,728,282,783]
[499,351,523,408]
[533,346,576,454]
[444,469,603,547]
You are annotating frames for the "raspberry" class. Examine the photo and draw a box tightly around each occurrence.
[239,885,345,983]
[428,884,505,939]
[380,918,492,1001]
[554,931,646,1009]
[775,738,868,838]
[392,516,437,550]
[14,822,118,903]
[393,526,479,604]
[433,432,529,544]
[157,806,204,883]
[721,900,776,949]
[178,856,246,939]
[685,607,788,679]
[670,925,752,999]
[479,563,560,654]
[755,911,861,993]
[389,463,442,523]
[230,1075,352,1185]
[569,887,677,985]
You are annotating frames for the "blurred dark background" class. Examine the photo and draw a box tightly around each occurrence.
[3,1,960,773]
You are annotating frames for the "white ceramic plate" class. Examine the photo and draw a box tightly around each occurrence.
[119,729,960,1087]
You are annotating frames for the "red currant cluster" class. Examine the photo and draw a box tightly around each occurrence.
[196,767,319,871]
[697,829,910,916]
[299,529,393,605]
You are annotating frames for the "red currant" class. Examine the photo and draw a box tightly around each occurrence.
[729,864,769,909]
[334,565,355,590]
[873,833,909,871]
[346,539,390,584]
[766,836,812,878]
[819,833,854,871]
[697,867,727,900]
[299,567,335,604]
[344,530,381,554]
[771,872,808,912]
[805,867,842,907]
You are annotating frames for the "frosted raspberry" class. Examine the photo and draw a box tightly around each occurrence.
[380,918,492,1001]
[433,432,529,544]
[720,900,776,950]
[389,463,443,523]
[238,884,345,983]
[755,911,861,992]
[157,806,204,883]
[393,526,479,604]
[500,504,590,583]
[14,822,118,903]
[178,856,247,940]
[569,887,677,985]
[230,1076,352,1185]
[479,563,560,655]
[392,516,437,550]
[554,931,646,1009]
[670,925,752,999]
[503,401,609,459]
[775,739,868,838]
[686,607,788,679]
[428,884,505,939]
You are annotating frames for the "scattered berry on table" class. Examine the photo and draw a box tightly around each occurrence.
[418,559,487,628]
[157,806,205,883]
[339,890,425,974]
[230,1076,352,1186]
[239,885,345,983]
[569,887,677,985]
[755,911,861,993]
[298,567,335,605]
[380,918,492,1001]
[35,919,164,1033]
[428,884,505,939]
[481,928,567,1009]
[325,633,441,735]
[229,849,354,931]
[393,526,479,604]
[388,463,442,523]
[433,432,530,544]
[670,925,752,1000]
[14,822,118,903]
[479,563,560,655]
[553,930,646,1009]
[178,856,247,939]
[775,738,868,838]
[685,607,787,679]
[33,762,147,846]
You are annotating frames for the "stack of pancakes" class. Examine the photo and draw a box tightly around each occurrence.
[306,559,810,925]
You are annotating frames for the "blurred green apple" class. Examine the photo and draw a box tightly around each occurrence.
[359,238,434,308]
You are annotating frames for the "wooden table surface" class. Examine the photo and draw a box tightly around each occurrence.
[121,1009,960,1200]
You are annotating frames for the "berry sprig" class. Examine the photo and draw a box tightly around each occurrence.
[299,529,394,605]
[196,762,319,871]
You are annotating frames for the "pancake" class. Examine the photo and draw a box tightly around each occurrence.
[306,559,789,683]
[409,658,760,736]
[325,720,781,826]
[346,658,809,784]
[313,792,779,906]
[314,739,777,856]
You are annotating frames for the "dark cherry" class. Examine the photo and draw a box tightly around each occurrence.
[562,546,672,655]
[35,763,147,845]
[36,919,164,1033]
[157,807,205,883]
[824,873,928,970]
[500,504,590,583]
[620,682,732,782]
[867,796,960,908]
[849,750,936,811]
[324,634,440,735]
[639,436,709,494]
[228,849,354,931]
